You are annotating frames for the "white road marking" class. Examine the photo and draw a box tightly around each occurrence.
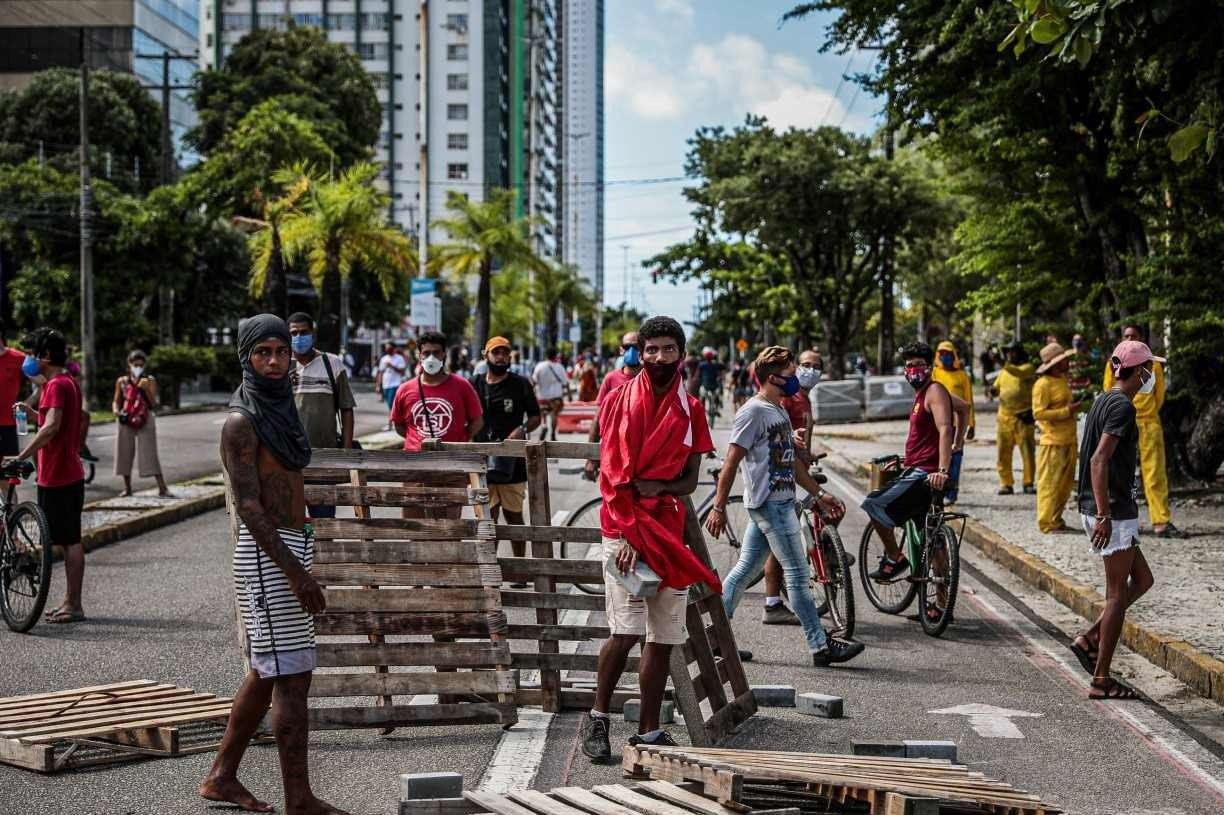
[929,703,1041,739]
[477,709,555,793]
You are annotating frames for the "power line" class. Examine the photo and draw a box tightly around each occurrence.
[821,50,858,127]
[604,224,693,241]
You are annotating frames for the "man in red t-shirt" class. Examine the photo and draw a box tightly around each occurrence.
[0,321,26,458]
[391,331,484,453]
[14,328,86,623]
[583,330,641,481]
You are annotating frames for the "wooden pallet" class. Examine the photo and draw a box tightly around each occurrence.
[624,745,1062,815]
[299,449,518,731]
[425,780,797,815]
[420,439,756,746]
[0,680,236,773]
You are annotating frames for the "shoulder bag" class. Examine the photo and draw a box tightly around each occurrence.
[475,376,519,484]
[319,353,362,449]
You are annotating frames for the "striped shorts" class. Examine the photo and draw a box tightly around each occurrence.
[234,524,316,678]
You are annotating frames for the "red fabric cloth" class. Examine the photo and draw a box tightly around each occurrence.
[37,373,85,487]
[391,374,483,453]
[595,366,637,404]
[904,383,941,471]
[598,370,719,592]
[780,393,810,431]
[0,348,24,427]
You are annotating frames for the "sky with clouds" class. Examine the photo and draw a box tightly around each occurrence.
[601,1,881,327]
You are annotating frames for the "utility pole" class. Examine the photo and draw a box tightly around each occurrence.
[79,61,97,409]
[877,65,896,376]
[621,244,630,310]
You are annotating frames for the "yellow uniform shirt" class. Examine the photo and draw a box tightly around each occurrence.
[1103,360,1164,422]
[1032,375,1076,446]
[932,366,976,428]
[995,363,1036,417]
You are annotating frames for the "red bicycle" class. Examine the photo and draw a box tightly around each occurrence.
[797,457,856,638]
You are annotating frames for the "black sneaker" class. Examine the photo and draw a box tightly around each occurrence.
[812,638,866,667]
[580,713,612,762]
[869,555,909,581]
[843,549,856,568]
[762,602,801,625]
[627,731,678,747]
[1155,522,1189,539]
[1023,484,1036,495]
[997,485,1014,495]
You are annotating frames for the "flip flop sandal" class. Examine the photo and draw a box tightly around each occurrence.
[43,604,67,619]
[1069,641,1098,676]
[1089,678,1139,700]
[46,610,86,624]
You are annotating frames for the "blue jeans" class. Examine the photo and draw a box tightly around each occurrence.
[722,499,828,653]
[382,387,398,410]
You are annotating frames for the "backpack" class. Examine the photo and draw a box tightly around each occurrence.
[122,379,150,430]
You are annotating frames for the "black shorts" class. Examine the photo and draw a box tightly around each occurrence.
[38,480,85,546]
[860,468,931,529]
[0,425,17,456]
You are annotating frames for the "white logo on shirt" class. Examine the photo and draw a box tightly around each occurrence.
[411,398,456,437]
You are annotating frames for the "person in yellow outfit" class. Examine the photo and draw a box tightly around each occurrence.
[1102,324,1186,538]
[933,341,976,441]
[990,342,1037,495]
[1033,342,1083,533]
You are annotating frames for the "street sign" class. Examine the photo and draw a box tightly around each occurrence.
[736,338,748,353]
[929,703,1042,739]
[409,278,437,329]
[569,323,581,345]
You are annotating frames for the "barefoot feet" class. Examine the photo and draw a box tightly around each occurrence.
[199,777,274,813]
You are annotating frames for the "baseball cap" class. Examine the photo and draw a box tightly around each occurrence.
[484,336,512,354]
[1110,340,1165,369]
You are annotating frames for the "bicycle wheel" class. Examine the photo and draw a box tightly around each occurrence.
[858,522,918,615]
[83,460,95,484]
[562,496,605,594]
[699,496,751,582]
[1,502,53,633]
[917,524,959,637]
[819,526,856,639]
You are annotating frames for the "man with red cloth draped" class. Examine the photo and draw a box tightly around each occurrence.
[580,317,716,762]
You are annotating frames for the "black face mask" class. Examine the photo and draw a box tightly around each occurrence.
[643,360,677,388]
[487,361,510,376]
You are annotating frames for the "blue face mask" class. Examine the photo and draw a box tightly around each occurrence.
[290,333,314,354]
[939,352,954,368]
[622,346,641,367]
[777,374,801,397]
[21,355,40,378]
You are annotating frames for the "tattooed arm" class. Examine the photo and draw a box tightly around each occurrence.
[221,413,325,613]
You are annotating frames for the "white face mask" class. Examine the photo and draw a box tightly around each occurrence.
[797,367,822,390]
[130,365,144,379]
[421,356,445,375]
[1138,368,1156,394]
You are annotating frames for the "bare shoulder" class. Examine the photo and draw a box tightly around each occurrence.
[221,412,257,450]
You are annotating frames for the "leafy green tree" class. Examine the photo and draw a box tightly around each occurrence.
[189,27,380,167]
[235,171,312,317]
[0,68,161,194]
[429,189,549,350]
[601,304,648,354]
[534,263,597,348]
[274,163,418,352]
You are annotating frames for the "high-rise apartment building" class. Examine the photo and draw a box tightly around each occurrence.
[0,0,200,165]
[201,1,590,270]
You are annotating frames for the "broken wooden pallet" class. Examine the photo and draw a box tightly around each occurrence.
[0,680,238,773]
[623,745,1062,815]
[438,780,798,815]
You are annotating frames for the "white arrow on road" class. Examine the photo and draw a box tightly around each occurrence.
[929,703,1043,739]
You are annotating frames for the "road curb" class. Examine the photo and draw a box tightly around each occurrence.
[825,456,1224,707]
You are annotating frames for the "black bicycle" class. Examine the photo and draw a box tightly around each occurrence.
[859,454,966,637]
[0,459,53,633]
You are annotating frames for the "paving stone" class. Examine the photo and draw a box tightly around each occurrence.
[399,772,463,801]
[852,740,906,758]
[750,684,796,707]
[796,692,843,718]
[903,740,958,762]
[622,698,675,723]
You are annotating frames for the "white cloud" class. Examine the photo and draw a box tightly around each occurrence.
[657,0,695,23]
[605,43,686,120]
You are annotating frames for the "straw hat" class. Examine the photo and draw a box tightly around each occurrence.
[1036,342,1075,374]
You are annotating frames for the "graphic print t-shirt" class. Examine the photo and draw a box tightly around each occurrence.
[390,374,483,453]
[730,397,796,509]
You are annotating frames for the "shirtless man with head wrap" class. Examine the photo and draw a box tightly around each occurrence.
[200,314,347,814]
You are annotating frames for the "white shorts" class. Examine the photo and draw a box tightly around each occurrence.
[1081,515,1140,557]
[602,538,689,645]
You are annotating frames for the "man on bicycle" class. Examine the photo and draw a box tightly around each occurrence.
[861,343,968,597]
[697,348,726,413]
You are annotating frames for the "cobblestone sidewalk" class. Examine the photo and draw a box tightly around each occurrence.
[813,407,1224,662]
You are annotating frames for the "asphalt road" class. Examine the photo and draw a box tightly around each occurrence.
[2,417,1223,815]
[80,389,393,502]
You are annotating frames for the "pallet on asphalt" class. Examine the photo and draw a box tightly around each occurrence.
[623,745,1063,815]
[270,449,517,731]
[451,780,775,815]
[420,439,755,746]
[0,681,239,773]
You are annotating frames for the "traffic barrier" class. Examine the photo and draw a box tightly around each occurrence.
[864,375,913,419]
[812,379,864,423]
[554,401,598,435]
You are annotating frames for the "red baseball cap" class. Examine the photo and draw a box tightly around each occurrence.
[1110,340,1166,369]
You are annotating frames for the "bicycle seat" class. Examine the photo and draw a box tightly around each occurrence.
[706,464,724,479]
[810,472,828,485]
[1,460,34,479]
[811,451,828,462]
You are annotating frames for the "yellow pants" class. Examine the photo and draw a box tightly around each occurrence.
[996,412,1035,489]
[1138,418,1170,525]
[1036,443,1077,533]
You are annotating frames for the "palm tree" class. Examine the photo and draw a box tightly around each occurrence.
[429,189,548,350]
[533,262,596,348]
[234,173,311,317]
[275,162,418,351]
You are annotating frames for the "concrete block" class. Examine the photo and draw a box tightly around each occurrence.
[623,698,675,724]
[750,684,796,707]
[852,740,906,758]
[796,692,843,719]
[400,772,463,801]
[902,740,957,762]
[399,799,480,815]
